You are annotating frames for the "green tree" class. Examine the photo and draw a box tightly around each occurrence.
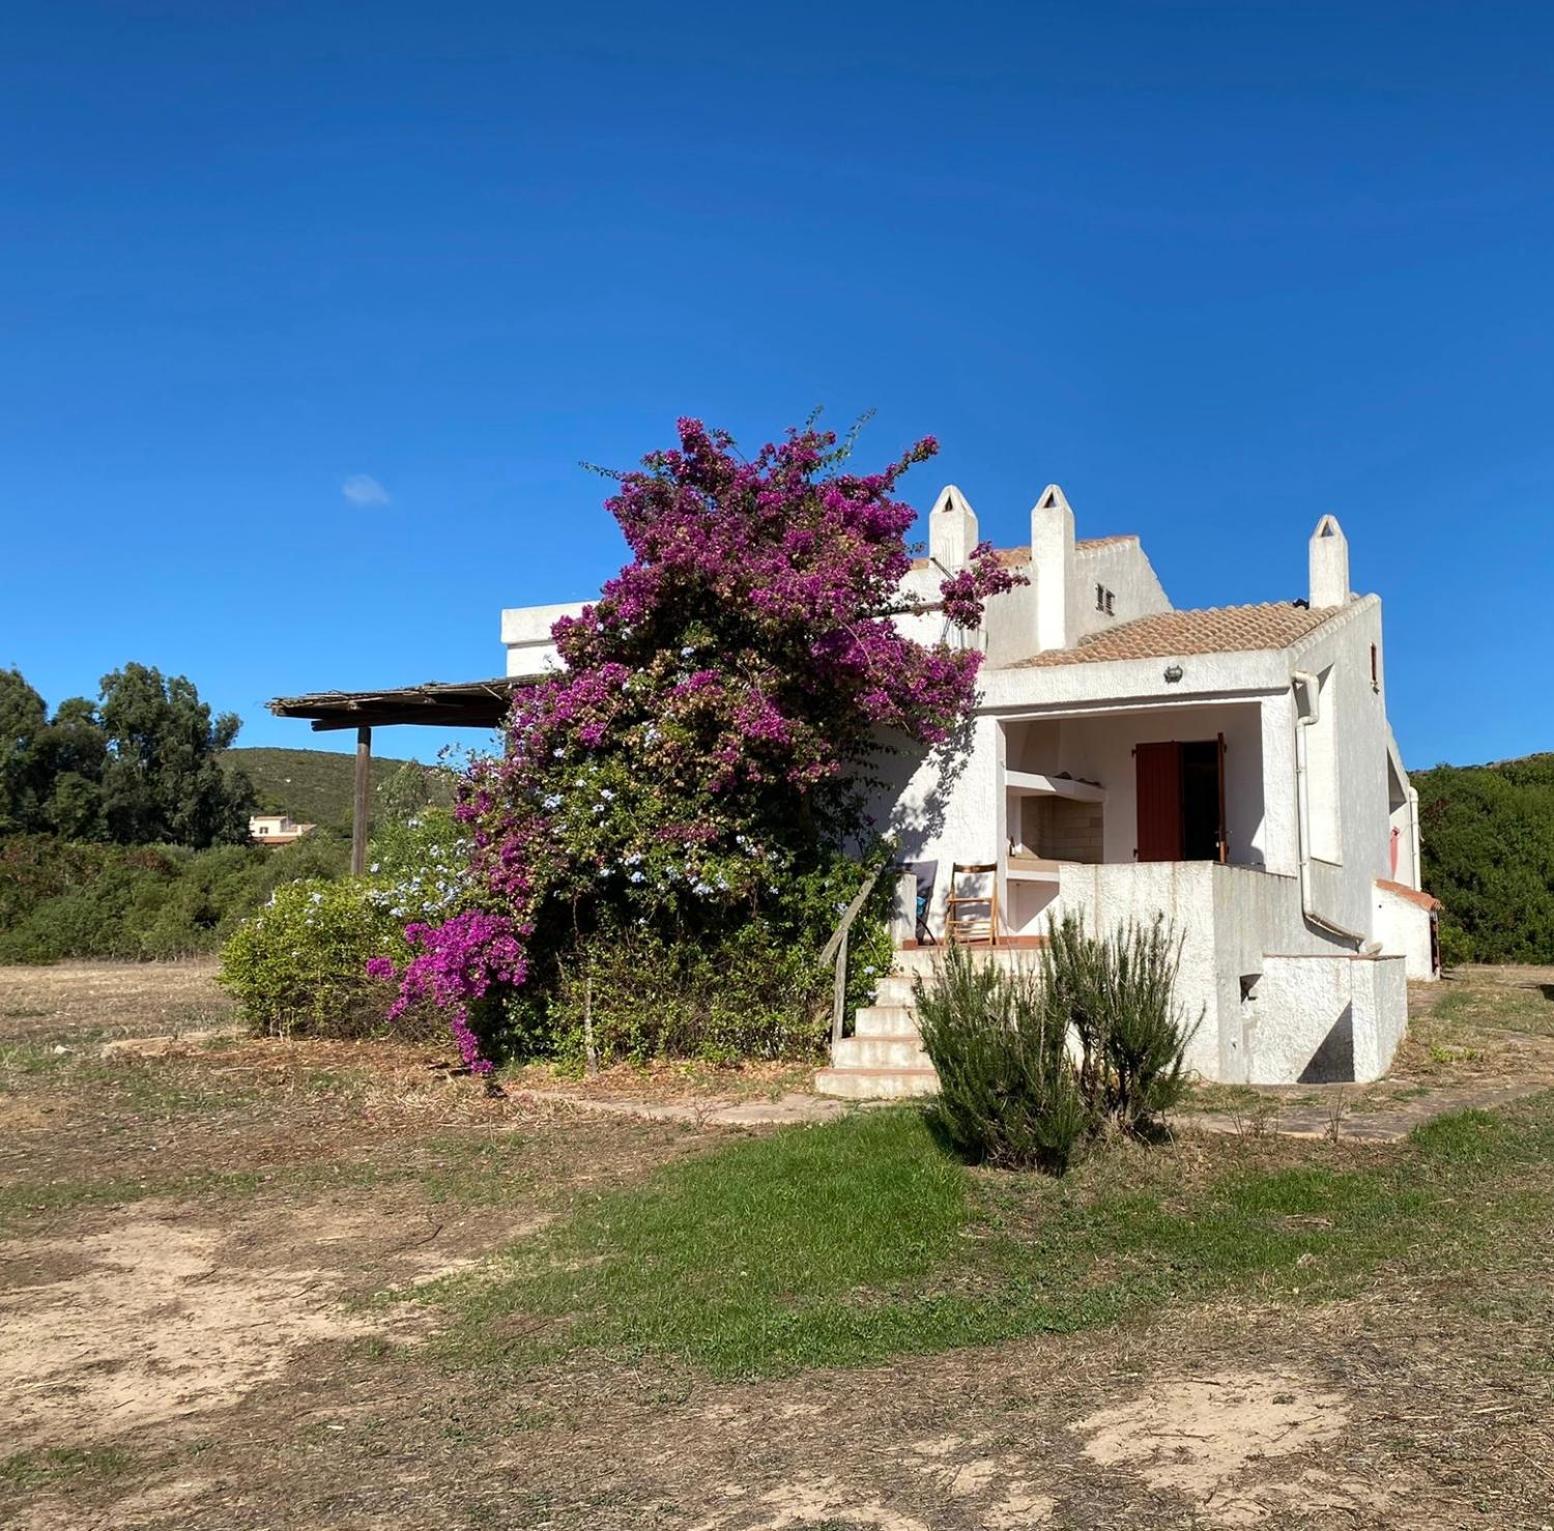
[0,668,50,833]
[34,696,108,840]
[97,664,255,847]
[379,759,434,823]
[1417,753,1554,963]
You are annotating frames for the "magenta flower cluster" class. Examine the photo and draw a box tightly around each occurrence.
[367,419,1022,1072]
[382,910,528,1074]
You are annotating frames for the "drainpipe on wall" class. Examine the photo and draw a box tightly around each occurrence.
[1290,670,1370,949]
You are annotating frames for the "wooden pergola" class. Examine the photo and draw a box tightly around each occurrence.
[267,678,527,875]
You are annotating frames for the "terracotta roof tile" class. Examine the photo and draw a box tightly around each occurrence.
[1018,602,1341,667]
[1375,878,1442,912]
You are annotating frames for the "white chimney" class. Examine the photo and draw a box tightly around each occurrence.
[1032,483,1075,651]
[928,485,978,571]
[1309,514,1351,608]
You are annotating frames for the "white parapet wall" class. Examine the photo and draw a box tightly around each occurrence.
[1250,953,1407,1084]
[1054,859,1409,1086]
[1373,882,1438,980]
[500,601,589,678]
[1055,860,1231,1080]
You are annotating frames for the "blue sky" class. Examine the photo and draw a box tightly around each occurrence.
[2,2,1550,769]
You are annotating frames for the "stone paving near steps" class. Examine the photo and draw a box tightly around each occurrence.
[1180,1079,1548,1142]
[508,1076,1548,1141]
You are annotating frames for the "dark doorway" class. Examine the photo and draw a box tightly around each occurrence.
[1181,741,1222,860]
[1135,736,1227,863]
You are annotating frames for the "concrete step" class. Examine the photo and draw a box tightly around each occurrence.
[833,1033,932,1070]
[890,943,1046,977]
[872,974,920,1007]
[813,1065,939,1101]
[853,1003,919,1037]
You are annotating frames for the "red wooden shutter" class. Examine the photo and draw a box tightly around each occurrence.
[1135,742,1183,862]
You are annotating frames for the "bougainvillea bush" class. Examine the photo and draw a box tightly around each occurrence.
[375,419,1021,1072]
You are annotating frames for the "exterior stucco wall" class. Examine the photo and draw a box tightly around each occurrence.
[1250,953,1406,1084]
[501,600,589,678]
[1067,541,1171,645]
[1374,887,1436,980]
[863,716,1005,931]
[1286,598,1393,938]
[1055,861,1227,1077]
[1051,860,1394,1083]
[983,571,1040,667]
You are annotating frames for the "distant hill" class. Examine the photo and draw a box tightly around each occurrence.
[1415,752,1554,964]
[222,747,456,832]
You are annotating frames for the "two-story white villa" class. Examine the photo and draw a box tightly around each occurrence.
[500,484,1438,1095]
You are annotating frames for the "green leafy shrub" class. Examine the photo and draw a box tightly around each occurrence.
[540,922,828,1066]
[1045,913,1198,1135]
[509,847,894,1069]
[1414,752,1554,963]
[914,913,1198,1173]
[0,832,350,964]
[914,942,1089,1172]
[218,878,430,1038]
[366,806,471,919]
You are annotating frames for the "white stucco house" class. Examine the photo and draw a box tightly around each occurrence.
[249,813,315,846]
[500,484,1439,1096]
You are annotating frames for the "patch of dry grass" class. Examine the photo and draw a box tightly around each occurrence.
[3,961,1554,1530]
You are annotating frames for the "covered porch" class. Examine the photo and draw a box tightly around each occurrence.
[984,697,1284,942]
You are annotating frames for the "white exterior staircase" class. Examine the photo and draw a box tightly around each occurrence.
[813,944,1052,1101]
[814,965,936,1099]
[813,965,937,1099]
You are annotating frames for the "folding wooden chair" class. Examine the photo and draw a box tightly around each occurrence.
[944,862,999,945]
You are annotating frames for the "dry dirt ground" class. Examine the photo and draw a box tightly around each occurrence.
[2,962,1553,1531]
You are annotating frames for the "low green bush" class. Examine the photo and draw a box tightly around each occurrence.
[218,878,418,1038]
[914,913,1198,1173]
[217,809,475,1041]
[0,832,350,964]
[914,943,1090,1172]
[1047,913,1198,1135]
[521,851,895,1069]
[485,845,892,1069]
[539,921,829,1066]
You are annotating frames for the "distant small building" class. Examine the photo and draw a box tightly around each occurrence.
[249,813,314,846]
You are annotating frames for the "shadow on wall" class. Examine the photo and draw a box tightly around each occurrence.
[1298,1003,1355,1084]
[857,715,977,860]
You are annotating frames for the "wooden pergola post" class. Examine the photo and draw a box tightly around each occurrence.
[351,724,372,876]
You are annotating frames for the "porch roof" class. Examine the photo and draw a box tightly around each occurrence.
[1017,602,1342,668]
[267,677,529,732]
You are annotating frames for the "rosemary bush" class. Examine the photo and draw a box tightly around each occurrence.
[914,913,1198,1172]
[913,942,1089,1172]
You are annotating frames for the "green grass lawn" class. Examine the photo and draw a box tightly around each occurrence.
[415,1093,1554,1379]
[1430,979,1554,1038]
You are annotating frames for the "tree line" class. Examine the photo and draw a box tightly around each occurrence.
[1416,752,1554,965]
[0,663,255,847]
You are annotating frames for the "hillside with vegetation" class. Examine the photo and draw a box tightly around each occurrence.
[1417,752,1554,964]
[222,747,455,831]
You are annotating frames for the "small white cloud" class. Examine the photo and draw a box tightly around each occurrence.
[341,473,391,508]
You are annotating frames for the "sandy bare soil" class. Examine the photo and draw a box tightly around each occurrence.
[1,962,1552,1530]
